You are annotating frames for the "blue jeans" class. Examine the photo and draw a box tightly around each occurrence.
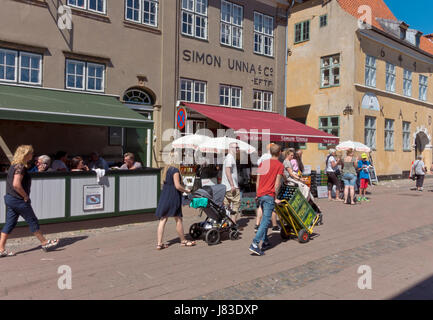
[2,194,40,234]
[253,195,275,245]
[342,173,357,187]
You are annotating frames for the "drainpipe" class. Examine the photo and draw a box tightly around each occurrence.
[284,0,295,118]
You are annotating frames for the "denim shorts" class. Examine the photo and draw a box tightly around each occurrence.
[2,194,40,234]
[342,173,357,187]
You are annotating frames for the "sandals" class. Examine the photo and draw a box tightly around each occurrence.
[41,239,59,252]
[0,250,15,257]
[181,240,196,247]
[156,243,169,250]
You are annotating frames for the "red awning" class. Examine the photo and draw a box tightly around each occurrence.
[182,103,339,144]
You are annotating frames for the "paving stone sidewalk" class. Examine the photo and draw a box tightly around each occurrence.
[1,178,433,300]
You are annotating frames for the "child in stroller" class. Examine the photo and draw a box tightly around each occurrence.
[189,184,240,245]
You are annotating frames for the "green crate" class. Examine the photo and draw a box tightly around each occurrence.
[288,189,317,228]
[240,197,256,211]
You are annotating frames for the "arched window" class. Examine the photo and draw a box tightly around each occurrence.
[123,88,153,105]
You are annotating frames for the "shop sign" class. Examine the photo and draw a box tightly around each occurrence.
[83,185,104,211]
[280,136,308,143]
[182,50,274,88]
[177,107,187,130]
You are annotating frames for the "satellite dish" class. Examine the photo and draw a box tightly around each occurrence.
[361,93,380,111]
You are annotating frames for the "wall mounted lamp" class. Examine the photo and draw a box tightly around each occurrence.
[343,104,353,116]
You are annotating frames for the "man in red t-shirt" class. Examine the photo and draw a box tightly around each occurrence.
[249,144,284,256]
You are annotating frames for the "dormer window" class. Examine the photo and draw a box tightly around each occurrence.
[399,22,409,40]
[415,31,422,48]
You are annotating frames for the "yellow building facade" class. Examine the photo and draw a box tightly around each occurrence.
[286,0,433,177]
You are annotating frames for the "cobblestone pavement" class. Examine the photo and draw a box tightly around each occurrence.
[196,221,433,300]
[1,178,433,300]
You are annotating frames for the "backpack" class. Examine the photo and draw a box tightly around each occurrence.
[410,161,421,180]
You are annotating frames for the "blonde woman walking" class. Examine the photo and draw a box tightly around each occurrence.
[0,145,59,257]
[155,152,195,250]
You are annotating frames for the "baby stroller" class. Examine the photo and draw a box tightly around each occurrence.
[189,184,240,245]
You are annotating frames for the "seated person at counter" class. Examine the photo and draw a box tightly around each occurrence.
[88,152,109,171]
[70,156,89,172]
[29,155,53,172]
[28,155,39,172]
[120,152,142,170]
[51,151,69,172]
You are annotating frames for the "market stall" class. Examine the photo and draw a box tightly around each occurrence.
[175,102,340,215]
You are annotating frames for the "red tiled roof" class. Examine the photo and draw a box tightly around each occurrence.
[337,0,433,56]
[337,0,397,30]
[420,36,433,55]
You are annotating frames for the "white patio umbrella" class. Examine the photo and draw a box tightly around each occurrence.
[336,140,371,153]
[197,137,256,154]
[171,134,212,150]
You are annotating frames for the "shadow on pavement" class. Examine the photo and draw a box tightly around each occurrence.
[391,274,433,300]
[8,214,158,240]
[15,236,88,255]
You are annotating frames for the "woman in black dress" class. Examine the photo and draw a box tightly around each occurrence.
[155,156,196,250]
[0,145,59,257]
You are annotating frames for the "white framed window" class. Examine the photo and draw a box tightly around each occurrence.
[67,0,85,9]
[365,55,376,87]
[254,12,273,57]
[143,0,158,26]
[365,116,376,150]
[219,85,241,107]
[66,59,85,90]
[180,78,193,102]
[19,52,42,85]
[419,75,428,101]
[321,54,340,88]
[0,48,18,82]
[125,0,158,27]
[126,0,140,22]
[384,119,394,151]
[386,62,396,92]
[403,121,411,151]
[86,62,105,92]
[67,0,106,14]
[220,1,243,48]
[89,0,105,13]
[123,88,153,105]
[0,48,43,85]
[220,85,230,106]
[66,59,105,92]
[253,90,262,110]
[181,0,208,40]
[253,90,272,111]
[180,78,206,103]
[403,69,412,97]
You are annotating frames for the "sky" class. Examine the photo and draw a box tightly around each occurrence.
[385,0,433,34]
